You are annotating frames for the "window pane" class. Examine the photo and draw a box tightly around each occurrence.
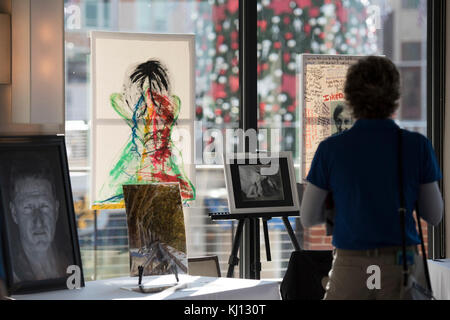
[65,0,240,280]
[257,0,428,279]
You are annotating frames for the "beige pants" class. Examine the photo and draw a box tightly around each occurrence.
[323,247,424,300]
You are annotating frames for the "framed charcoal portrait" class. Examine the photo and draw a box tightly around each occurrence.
[224,152,300,214]
[0,136,84,294]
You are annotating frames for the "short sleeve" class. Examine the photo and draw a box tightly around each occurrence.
[420,137,442,184]
[306,141,330,190]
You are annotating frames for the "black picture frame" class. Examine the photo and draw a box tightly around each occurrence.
[223,152,300,214]
[0,135,84,295]
[230,157,294,209]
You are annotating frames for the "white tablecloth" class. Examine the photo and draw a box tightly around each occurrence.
[428,259,450,300]
[12,274,281,300]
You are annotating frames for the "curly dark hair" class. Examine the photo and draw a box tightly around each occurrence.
[344,56,400,119]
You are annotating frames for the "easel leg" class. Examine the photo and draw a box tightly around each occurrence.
[251,218,261,280]
[263,218,271,261]
[227,219,245,278]
[282,216,301,251]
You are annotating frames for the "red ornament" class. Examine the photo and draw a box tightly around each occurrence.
[304,24,311,34]
[217,35,225,46]
[282,74,296,98]
[309,7,319,18]
[257,20,268,32]
[295,0,312,8]
[337,4,348,23]
[274,41,282,49]
[285,32,293,40]
[212,5,226,21]
[269,0,293,15]
[259,102,266,118]
[229,76,239,93]
[211,83,227,100]
[227,0,239,14]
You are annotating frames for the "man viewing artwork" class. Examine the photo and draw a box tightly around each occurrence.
[6,156,72,283]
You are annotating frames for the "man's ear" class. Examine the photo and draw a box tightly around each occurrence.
[9,202,18,225]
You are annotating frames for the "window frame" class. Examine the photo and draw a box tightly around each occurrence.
[427,0,446,259]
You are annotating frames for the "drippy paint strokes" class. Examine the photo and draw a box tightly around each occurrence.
[93,60,195,209]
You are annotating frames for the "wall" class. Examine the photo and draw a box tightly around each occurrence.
[0,0,64,135]
[0,0,11,125]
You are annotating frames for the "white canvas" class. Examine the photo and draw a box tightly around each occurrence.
[94,37,192,121]
[91,32,196,209]
[299,54,366,179]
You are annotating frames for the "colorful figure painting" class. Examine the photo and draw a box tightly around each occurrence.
[123,183,188,278]
[91,32,196,209]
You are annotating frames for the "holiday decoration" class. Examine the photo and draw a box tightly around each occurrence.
[194,0,377,158]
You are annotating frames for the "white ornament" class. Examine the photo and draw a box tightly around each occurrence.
[269,53,279,62]
[287,39,296,48]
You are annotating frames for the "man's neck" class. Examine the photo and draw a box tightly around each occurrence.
[22,243,58,280]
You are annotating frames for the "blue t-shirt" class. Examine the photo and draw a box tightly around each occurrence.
[306,119,442,250]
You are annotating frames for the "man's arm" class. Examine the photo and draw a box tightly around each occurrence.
[417,182,443,226]
[300,183,329,228]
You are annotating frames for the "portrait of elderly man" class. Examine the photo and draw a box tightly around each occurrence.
[7,158,72,283]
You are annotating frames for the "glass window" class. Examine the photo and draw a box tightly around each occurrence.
[402,0,420,9]
[402,42,422,61]
[65,0,240,280]
[257,0,428,279]
[66,0,430,281]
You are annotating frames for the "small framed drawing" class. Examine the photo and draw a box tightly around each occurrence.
[0,136,84,294]
[223,152,300,214]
